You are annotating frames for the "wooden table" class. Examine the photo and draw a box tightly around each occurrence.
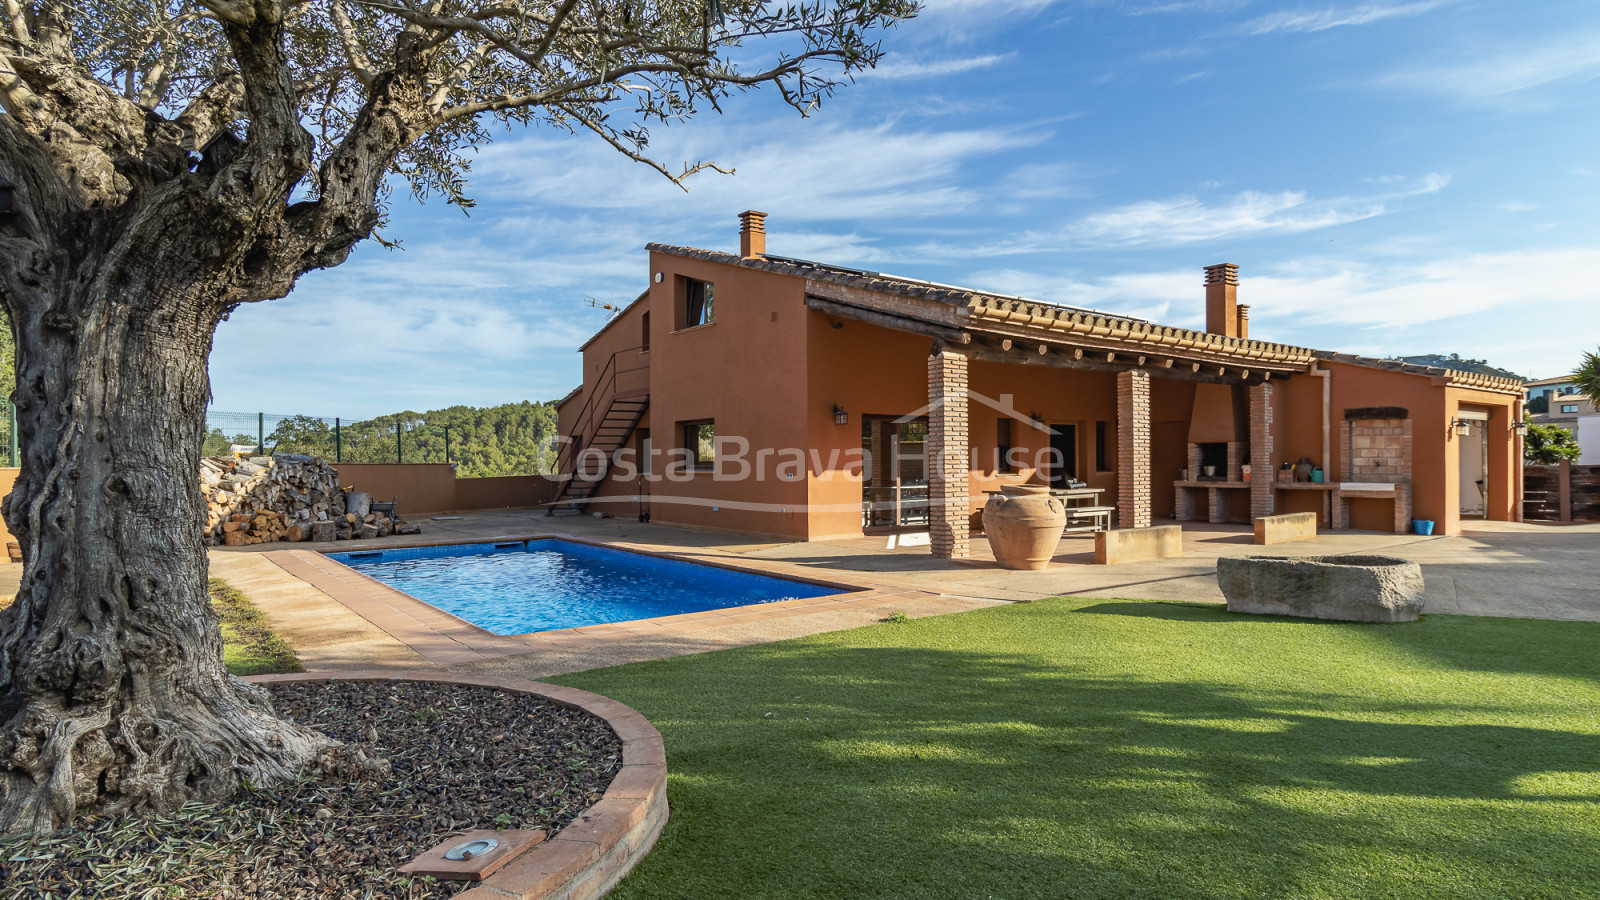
[984,487,1112,532]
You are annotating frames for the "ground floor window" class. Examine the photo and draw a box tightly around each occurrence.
[681,420,714,471]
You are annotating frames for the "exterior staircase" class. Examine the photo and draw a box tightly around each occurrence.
[547,345,649,515]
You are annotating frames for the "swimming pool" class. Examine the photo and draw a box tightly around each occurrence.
[327,539,840,635]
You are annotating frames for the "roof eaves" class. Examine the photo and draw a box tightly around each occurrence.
[966,295,1317,368]
[1313,351,1526,395]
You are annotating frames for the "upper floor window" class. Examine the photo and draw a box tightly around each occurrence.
[640,311,650,351]
[1562,404,1579,414]
[678,277,715,329]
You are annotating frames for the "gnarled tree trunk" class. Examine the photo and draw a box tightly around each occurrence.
[0,226,379,835]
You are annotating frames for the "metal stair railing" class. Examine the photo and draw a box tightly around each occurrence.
[548,345,649,511]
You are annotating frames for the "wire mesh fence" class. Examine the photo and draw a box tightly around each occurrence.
[204,410,468,466]
[0,400,15,467]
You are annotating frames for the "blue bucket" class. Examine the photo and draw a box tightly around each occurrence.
[1412,520,1435,536]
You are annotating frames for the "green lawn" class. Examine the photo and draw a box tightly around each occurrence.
[554,598,1600,900]
[210,578,303,676]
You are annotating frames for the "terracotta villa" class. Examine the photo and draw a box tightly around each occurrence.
[555,212,1525,558]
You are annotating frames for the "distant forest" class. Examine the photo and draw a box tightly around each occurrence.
[201,401,561,477]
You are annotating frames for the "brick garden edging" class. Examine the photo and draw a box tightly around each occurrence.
[244,670,668,900]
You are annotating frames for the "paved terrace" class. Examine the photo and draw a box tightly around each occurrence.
[206,510,1600,680]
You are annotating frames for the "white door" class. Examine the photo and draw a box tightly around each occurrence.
[1458,412,1488,516]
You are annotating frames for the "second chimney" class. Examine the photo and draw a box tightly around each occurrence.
[1204,263,1239,338]
[739,210,767,258]
[1236,304,1250,340]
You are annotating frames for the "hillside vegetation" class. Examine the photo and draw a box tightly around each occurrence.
[202,401,561,478]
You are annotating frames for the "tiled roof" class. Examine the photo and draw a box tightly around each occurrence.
[964,295,1316,368]
[647,243,1147,322]
[647,243,1527,389]
[649,243,1316,369]
[1312,352,1526,395]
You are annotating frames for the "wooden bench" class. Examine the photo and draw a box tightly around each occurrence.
[1064,506,1116,533]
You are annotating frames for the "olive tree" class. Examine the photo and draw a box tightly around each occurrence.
[0,0,913,833]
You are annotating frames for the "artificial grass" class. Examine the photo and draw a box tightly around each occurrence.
[553,598,1600,900]
[210,577,303,676]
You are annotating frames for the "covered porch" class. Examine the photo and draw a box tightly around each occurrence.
[804,265,1312,559]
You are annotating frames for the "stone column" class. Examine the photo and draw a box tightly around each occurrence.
[1117,370,1152,528]
[928,349,970,558]
[1249,381,1275,520]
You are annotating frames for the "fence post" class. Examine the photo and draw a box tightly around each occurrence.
[444,425,451,464]
[397,423,403,464]
[257,412,264,456]
[335,418,341,463]
[8,401,16,467]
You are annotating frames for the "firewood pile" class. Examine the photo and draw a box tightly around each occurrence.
[200,454,421,545]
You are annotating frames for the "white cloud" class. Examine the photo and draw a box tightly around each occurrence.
[963,247,1600,378]
[473,119,1047,226]
[861,52,1016,80]
[1237,0,1454,36]
[929,173,1449,254]
[1376,33,1600,101]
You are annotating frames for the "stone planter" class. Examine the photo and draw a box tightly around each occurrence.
[1217,554,1424,622]
[982,486,1066,570]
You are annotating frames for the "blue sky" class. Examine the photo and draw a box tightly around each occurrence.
[211,0,1600,419]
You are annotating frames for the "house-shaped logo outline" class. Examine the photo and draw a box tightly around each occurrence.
[894,391,1060,435]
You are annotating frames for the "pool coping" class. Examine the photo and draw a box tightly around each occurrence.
[261,533,934,667]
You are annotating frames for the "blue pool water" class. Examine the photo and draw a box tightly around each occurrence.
[327,539,839,635]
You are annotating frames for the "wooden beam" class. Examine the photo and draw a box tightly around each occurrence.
[962,338,1271,385]
[804,294,968,343]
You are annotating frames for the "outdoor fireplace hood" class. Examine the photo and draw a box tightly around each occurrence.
[1187,382,1238,444]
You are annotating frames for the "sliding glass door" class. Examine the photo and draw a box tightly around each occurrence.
[861,416,929,532]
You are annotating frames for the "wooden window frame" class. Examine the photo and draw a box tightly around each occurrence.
[676,277,715,330]
[996,417,1014,474]
[681,419,715,471]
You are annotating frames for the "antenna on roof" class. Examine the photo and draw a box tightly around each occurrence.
[585,297,623,319]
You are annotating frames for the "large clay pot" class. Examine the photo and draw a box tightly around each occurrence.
[982,486,1067,570]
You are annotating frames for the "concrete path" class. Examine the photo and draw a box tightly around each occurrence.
[206,509,1600,679]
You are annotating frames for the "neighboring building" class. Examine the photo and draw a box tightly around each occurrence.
[1532,392,1595,431]
[1525,375,1578,410]
[556,212,1525,555]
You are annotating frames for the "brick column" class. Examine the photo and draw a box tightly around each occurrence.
[1249,381,1275,520]
[1117,370,1152,528]
[928,349,970,558]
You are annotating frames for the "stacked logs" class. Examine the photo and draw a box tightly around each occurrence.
[200,454,418,545]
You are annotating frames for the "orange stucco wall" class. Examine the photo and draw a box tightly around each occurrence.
[583,250,813,539]
[338,464,557,515]
[1263,361,1518,535]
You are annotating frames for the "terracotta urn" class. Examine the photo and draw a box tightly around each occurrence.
[982,485,1067,570]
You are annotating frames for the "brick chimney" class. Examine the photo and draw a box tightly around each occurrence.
[1236,304,1250,340]
[739,210,767,258]
[1204,263,1239,337]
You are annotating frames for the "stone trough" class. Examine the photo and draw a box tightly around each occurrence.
[1216,554,1425,623]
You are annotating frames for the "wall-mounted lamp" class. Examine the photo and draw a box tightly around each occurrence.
[1513,418,1529,436]
[1451,417,1474,436]
[0,176,14,217]
[1030,412,1044,428]
[833,404,848,426]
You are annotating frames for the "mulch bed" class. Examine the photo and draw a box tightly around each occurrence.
[0,681,623,899]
